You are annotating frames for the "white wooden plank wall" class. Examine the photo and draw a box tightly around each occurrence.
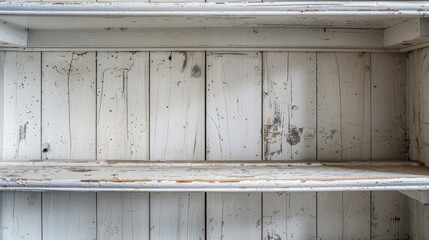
[96,52,150,240]
[371,53,409,240]
[262,52,317,240]
[317,53,371,240]
[407,47,429,240]
[0,52,42,240]
[41,52,97,240]
[0,50,412,240]
[150,52,205,240]
[206,52,262,240]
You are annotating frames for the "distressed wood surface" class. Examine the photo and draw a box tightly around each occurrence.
[41,52,96,240]
[206,52,262,240]
[150,51,205,240]
[317,53,371,240]
[371,53,408,240]
[97,52,149,240]
[262,52,316,240]
[0,52,41,240]
[408,47,429,240]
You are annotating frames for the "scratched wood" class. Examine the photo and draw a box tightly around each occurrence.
[317,52,371,240]
[41,52,96,240]
[371,53,408,240]
[0,52,41,240]
[262,52,316,239]
[411,48,429,166]
[408,48,429,240]
[150,52,205,240]
[206,52,262,240]
[97,52,150,240]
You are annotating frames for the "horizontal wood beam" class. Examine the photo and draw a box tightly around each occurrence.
[384,18,429,48]
[26,28,384,50]
[400,191,429,205]
[0,21,27,46]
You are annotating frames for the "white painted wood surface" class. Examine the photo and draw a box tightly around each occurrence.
[407,47,429,240]
[26,28,384,51]
[41,52,96,240]
[0,52,41,240]
[97,52,149,240]
[0,22,27,47]
[206,52,262,240]
[317,53,371,240]
[262,52,316,240]
[371,53,408,240]
[150,51,205,240]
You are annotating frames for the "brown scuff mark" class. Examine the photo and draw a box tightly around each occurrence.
[264,111,284,159]
[66,53,75,158]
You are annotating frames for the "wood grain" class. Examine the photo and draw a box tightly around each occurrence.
[371,53,408,240]
[317,52,371,240]
[0,52,42,240]
[41,52,96,240]
[262,52,316,240]
[206,52,262,240]
[97,51,150,240]
[150,51,205,240]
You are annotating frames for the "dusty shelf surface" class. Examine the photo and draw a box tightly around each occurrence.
[0,160,428,192]
[0,1,428,29]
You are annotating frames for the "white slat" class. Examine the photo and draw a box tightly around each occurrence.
[262,52,316,240]
[371,53,408,240]
[97,51,149,240]
[206,52,262,240]
[150,52,205,240]
[317,53,371,239]
[41,52,96,240]
[0,52,41,240]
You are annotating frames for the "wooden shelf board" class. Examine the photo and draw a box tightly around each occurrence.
[1,160,428,192]
[0,2,428,30]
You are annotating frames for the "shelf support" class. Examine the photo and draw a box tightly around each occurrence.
[384,18,429,49]
[0,22,27,47]
[400,190,429,205]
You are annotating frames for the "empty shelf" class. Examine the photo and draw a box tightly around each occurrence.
[0,160,428,192]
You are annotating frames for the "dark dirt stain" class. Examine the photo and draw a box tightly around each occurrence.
[181,52,187,72]
[286,125,302,146]
[191,65,201,78]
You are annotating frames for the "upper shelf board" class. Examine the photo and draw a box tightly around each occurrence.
[1,160,429,192]
[0,1,428,30]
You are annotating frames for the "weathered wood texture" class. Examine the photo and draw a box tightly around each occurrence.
[206,52,262,240]
[371,53,408,240]
[96,52,150,240]
[150,51,205,240]
[262,52,316,240]
[0,52,42,240]
[407,47,429,240]
[41,52,96,240]
[0,50,414,240]
[317,53,371,240]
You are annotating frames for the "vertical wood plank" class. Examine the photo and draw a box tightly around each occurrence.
[371,53,408,240]
[262,52,316,240]
[317,52,371,240]
[150,51,205,240]
[0,52,41,240]
[206,52,262,240]
[416,48,429,166]
[41,52,96,240]
[97,51,150,240]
